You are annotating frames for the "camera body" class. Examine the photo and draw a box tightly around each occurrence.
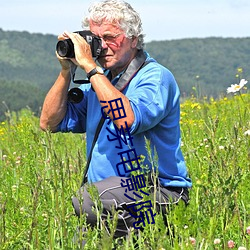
[56,30,102,58]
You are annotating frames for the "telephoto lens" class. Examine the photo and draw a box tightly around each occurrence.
[56,31,102,59]
[56,39,75,58]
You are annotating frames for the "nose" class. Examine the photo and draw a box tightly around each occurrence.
[101,38,108,49]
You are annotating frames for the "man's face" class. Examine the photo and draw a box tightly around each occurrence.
[89,20,138,73]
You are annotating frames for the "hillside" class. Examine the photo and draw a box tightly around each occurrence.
[146,37,250,97]
[0,28,249,120]
[0,29,60,120]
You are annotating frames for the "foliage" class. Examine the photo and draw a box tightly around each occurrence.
[0,79,46,121]
[145,37,250,98]
[0,29,61,121]
[0,28,60,89]
[0,93,249,249]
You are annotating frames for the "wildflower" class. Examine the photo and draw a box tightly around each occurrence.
[214,238,221,244]
[196,180,202,185]
[42,213,48,221]
[189,237,196,246]
[218,145,224,150]
[237,67,243,73]
[246,226,250,235]
[227,79,248,93]
[238,247,246,250]
[191,103,201,109]
[244,130,250,136]
[228,240,235,248]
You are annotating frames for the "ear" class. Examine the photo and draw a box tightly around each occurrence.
[131,36,139,48]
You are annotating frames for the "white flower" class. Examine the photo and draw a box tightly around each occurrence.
[244,130,250,136]
[214,238,221,244]
[20,207,25,214]
[238,247,246,250]
[227,79,248,93]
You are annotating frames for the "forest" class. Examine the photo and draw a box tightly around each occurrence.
[0,28,249,120]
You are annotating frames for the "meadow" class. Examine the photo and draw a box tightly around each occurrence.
[0,90,249,249]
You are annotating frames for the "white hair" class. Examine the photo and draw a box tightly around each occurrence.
[82,0,145,49]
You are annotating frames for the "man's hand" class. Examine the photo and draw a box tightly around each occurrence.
[62,31,96,73]
[56,33,79,71]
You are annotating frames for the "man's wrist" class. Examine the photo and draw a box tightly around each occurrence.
[87,66,104,80]
[60,68,71,79]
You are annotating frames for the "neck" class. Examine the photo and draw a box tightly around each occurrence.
[111,49,140,79]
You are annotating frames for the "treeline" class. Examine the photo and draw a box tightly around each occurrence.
[145,37,250,97]
[0,29,60,120]
[0,28,250,120]
[0,80,46,120]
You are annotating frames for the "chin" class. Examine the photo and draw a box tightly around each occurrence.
[99,60,113,70]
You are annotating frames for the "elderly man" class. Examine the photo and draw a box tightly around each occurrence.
[40,0,192,242]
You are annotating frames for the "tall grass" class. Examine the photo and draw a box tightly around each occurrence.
[0,93,249,249]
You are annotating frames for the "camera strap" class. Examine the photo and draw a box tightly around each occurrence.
[81,50,150,185]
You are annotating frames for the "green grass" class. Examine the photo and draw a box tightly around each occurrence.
[0,93,249,249]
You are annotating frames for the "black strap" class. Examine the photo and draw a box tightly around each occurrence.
[81,116,105,185]
[115,49,147,92]
[81,50,149,185]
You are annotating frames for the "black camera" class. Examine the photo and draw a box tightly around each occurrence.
[56,30,102,58]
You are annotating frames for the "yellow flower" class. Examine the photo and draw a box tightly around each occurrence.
[191,103,201,109]
[237,67,243,73]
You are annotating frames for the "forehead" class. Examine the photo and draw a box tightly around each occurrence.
[89,19,122,34]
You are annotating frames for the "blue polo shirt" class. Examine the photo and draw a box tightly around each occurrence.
[58,52,192,188]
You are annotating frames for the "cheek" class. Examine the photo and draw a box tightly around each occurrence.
[114,39,123,47]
